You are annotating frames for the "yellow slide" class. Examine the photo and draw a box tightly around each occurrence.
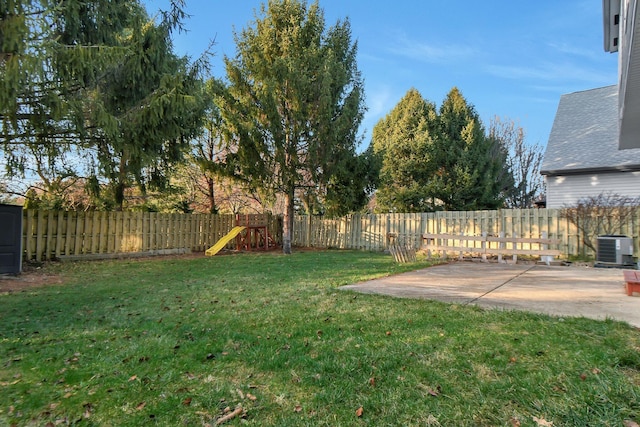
[205,226,246,256]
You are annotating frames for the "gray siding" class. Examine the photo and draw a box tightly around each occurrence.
[546,171,640,208]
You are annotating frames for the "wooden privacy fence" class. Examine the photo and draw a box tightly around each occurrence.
[20,208,640,261]
[292,209,640,259]
[22,211,282,261]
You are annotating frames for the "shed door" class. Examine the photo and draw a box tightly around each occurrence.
[0,205,22,274]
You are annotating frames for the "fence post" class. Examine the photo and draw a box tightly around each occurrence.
[481,231,487,262]
[55,211,64,258]
[385,215,391,250]
[24,210,33,261]
[541,231,551,266]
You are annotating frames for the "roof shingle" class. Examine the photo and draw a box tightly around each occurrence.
[541,85,640,175]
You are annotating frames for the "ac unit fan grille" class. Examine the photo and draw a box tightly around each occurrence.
[597,239,617,263]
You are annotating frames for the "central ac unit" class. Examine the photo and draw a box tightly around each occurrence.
[596,235,634,265]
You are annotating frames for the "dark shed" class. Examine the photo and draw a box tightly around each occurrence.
[0,204,23,274]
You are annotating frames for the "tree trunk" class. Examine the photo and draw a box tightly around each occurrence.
[115,154,127,211]
[282,188,294,254]
[114,182,125,212]
[206,177,217,214]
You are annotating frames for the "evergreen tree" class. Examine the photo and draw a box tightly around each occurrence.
[1,0,139,165]
[371,88,438,212]
[87,16,207,210]
[431,87,511,210]
[218,0,365,253]
[1,1,204,211]
[322,147,372,217]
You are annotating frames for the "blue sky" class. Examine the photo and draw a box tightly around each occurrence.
[144,0,618,149]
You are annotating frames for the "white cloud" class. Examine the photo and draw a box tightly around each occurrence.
[386,31,479,64]
[484,61,614,85]
[547,41,603,61]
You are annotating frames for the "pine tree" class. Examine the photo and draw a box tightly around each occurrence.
[322,147,371,217]
[371,88,438,212]
[1,0,139,161]
[218,0,365,253]
[87,15,207,210]
[431,87,511,211]
[1,1,205,212]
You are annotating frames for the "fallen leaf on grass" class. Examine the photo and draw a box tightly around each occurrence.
[427,388,439,397]
[128,375,137,382]
[624,421,640,427]
[136,402,146,411]
[83,403,94,418]
[294,405,302,413]
[426,414,439,424]
[510,417,521,426]
[418,383,441,397]
[532,416,553,426]
[215,405,243,425]
[355,406,364,417]
[182,397,192,406]
[369,377,375,387]
[246,393,257,401]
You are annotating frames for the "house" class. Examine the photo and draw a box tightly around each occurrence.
[540,0,640,208]
[541,85,640,208]
[604,0,640,150]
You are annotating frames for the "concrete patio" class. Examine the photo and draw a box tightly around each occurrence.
[341,262,640,327]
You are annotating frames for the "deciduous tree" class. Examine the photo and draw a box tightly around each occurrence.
[489,116,544,208]
[561,192,640,254]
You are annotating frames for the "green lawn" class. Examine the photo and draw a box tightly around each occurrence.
[1,251,639,426]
